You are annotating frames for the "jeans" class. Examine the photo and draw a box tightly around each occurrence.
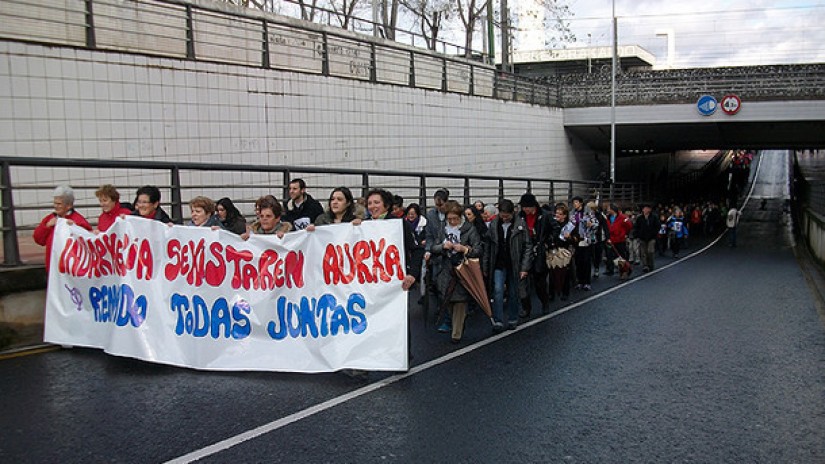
[492,268,520,324]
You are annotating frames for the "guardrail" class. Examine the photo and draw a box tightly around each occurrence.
[0,156,647,266]
[0,0,558,107]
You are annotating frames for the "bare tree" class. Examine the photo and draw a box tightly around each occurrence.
[296,0,321,21]
[400,0,451,50]
[327,0,364,30]
[456,0,488,59]
[372,0,400,40]
[509,0,576,49]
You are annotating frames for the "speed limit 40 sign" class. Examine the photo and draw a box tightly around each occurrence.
[721,94,741,115]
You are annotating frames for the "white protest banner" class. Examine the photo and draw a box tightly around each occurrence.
[44,216,409,372]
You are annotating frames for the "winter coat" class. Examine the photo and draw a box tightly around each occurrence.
[314,208,359,226]
[431,220,482,303]
[282,194,324,231]
[221,215,248,235]
[424,207,445,254]
[186,214,222,228]
[577,211,601,245]
[520,209,548,273]
[607,212,633,244]
[483,216,533,293]
[132,207,173,224]
[667,215,689,239]
[34,209,92,272]
[97,205,133,232]
[634,213,661,241]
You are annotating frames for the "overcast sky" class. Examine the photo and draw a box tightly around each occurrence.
[522,0,825,68]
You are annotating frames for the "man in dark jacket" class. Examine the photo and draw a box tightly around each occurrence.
[634,204,660,272]
[517,193,551,317]
[484,199,533,332]
[424,188,451,332]
[283,178,324,231]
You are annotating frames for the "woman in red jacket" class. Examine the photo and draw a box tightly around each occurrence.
[33,185,92,272]
[95,184,132,232]
[603,202,633,277]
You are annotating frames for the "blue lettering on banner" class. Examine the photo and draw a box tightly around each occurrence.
[88,284,147,328]
[170,294,251,340]
[267,293,367,340]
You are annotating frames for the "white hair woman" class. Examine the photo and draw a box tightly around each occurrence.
[33,185,92,272]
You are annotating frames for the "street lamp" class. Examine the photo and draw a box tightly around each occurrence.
[610,0,616,195]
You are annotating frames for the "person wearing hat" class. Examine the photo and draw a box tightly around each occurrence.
[517,193,551,317]
[634,203,660,272]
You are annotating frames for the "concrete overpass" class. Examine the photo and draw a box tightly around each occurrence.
[552,65,825,154]
[564,99,825,154]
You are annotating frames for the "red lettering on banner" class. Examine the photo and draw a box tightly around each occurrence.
[322,239,405,285]
[58,232,152,281]
[205,242,225,287]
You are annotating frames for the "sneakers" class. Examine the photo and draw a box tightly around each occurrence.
[492,321,505,334]
[643,266,650,273]
[592,270,600,279]
[519,309,531,318]
[574,284,582,290]
[506,321,518,330]
[437,322,451,333]
[582,284,591,291]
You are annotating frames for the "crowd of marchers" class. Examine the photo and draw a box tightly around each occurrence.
[33,180,741,347]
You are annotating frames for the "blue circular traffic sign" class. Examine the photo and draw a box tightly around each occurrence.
[697,95,718,116]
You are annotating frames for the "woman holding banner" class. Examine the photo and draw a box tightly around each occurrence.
[186,196,222,228]
[247,197,291,238]
[309,187,362,228]
[34,185,93,272]
[430,200,482,343]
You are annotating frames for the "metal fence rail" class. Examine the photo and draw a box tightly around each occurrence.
[0,156,646,266]
[0,0,559,106]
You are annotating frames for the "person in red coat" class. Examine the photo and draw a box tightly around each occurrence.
[603,202,633,277]
[95,184,132,232]
[33,185,92,272]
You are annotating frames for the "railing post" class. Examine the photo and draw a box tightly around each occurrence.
[498,179,504,204]
[321,32,329,77]
[361,173,369,200]
[463,177,470,206]
[527,179,532,193]
[283,171,291,204]
[84,0,96,49]
[1,161,20,266]
[170,166,183,224]
[568,181,574,204]
[419,176,427,210]
[409,51,415,87]
[469,65,475,96]
[441,57,448,92]
[185,4,196,60]
[370,43,377,83]
[261,20,270,69]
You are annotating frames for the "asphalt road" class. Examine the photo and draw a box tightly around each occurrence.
[1,151,824,463]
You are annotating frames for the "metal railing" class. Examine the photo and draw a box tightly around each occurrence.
[0,0,559,107]
[0,156,647,266]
